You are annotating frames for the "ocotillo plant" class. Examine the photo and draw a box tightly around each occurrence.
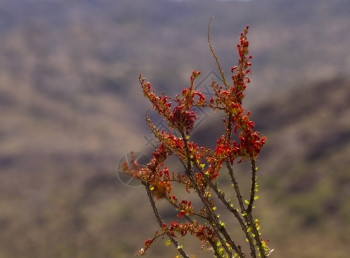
[123,19,273,258]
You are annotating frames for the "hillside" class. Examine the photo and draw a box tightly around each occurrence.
[0,0,349,257]
[1,76,350,257]
[251,78,350,257]
[186,77,350,257]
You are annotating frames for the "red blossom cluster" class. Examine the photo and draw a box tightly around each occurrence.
[125,24,271,258]
[140,69,205,135]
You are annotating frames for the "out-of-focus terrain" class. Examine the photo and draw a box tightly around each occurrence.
[0,0,349,257]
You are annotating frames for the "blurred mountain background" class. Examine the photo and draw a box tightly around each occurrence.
[0,0,349,257]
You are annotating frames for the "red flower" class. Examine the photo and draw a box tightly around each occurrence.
[169,105,197,134]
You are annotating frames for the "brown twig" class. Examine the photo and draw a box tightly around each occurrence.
[144,180,189,258]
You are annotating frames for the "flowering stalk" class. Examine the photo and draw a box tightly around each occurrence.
[124,19,272,258]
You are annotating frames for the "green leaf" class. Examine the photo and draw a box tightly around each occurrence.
[165,239,171,246]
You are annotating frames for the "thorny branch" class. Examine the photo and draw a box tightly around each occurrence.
[125,19,271,258]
